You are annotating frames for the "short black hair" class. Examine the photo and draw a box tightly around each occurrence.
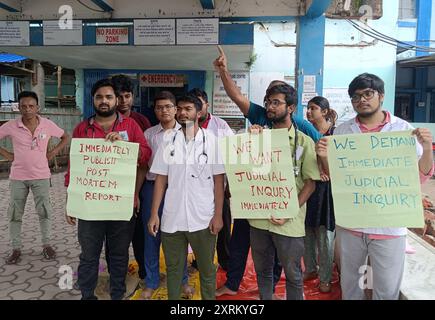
[188,88,208,103]
[176,94,202,112]
[348,73,385,97]
[111,74,134,94]
[91,78,118,97]
[18,91,38,105]
[154,90,176,106]
[266,84,298,106]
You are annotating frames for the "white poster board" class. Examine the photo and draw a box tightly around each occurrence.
[213,72,248,117]
[134,19,175,45]
[323,88,357,125]
[0,21,29,46]
[303,75,316,92]
[43,20,82,45]
[177,18,219,45]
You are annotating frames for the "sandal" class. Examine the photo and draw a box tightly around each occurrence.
[181,283,195,299]
[5,249,21,264]
[42,246,56,260]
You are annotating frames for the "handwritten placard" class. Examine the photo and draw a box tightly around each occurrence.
[219,129,299,219]
[67,138,139,221]
[328,131,424,228]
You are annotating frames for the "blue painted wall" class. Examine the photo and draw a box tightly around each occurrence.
[296,15,326,118]
[416,0,432,57]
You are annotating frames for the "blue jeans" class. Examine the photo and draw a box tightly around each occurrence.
[140,180,188,289]
[77,217,134,300]
[225,219,282,292]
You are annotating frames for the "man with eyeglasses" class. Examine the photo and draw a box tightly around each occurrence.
[148,94,225,300]
[213,45,319,298]
[0,91,69,264]
[213,45,322,142]
[139,91,193,299]
[248,84,320,300]
[316,73,434,300]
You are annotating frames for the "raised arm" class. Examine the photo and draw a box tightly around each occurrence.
[213,45,250,116]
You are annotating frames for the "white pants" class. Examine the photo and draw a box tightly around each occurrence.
[337,227,406,300]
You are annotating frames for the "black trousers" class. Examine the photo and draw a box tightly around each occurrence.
[106,212,146,280]
[216,196,232,271]
[78,217,134,300]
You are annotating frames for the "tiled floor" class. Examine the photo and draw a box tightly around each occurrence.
[0,173,81,300]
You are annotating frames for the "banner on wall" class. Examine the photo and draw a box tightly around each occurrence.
[213,71,248,117]
[139,74,185,87]
[96,27,129,44]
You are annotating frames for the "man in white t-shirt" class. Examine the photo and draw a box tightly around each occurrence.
[316,73,434,300]
[148,93,225,300]
[188,88,234,271]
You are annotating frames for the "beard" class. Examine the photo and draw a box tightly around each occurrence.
[267,109,288,124]
[199,114,207,123]
[94,104,116,117]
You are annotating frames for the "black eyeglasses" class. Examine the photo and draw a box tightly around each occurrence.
[350,89,376,103]
[155,104,175,112]
[264,99,287,108]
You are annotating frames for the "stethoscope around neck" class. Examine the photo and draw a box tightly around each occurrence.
[85,113,120,138]
[170,127,208,164]
[169,127,209,179]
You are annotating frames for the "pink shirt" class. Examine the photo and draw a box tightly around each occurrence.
[0,116,64,180]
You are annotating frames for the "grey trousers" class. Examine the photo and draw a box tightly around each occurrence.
[250,226,304,300]
[7,179,52,249]
[337,227,406,300]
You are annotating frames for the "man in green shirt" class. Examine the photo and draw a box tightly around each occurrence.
[248,84,320,300]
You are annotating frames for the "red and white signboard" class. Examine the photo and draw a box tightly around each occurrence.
[96,27,129,44]
[140,74,185,87]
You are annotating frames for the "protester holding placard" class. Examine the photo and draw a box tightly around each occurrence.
[65,78,151,300]
[148,94,225,300]
[188,88,234,273]
[247,84,320,300]
[304,96,338,293]
[1,91,69,264]
[316,73,434,300]
[213,45,320,298]
[139,91,193,299]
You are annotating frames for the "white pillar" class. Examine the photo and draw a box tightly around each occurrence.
[31,61,45,109]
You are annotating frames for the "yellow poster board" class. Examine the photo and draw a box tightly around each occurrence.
[328,131,424,228]
[219,128,299,219]
[67,138,139,221]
